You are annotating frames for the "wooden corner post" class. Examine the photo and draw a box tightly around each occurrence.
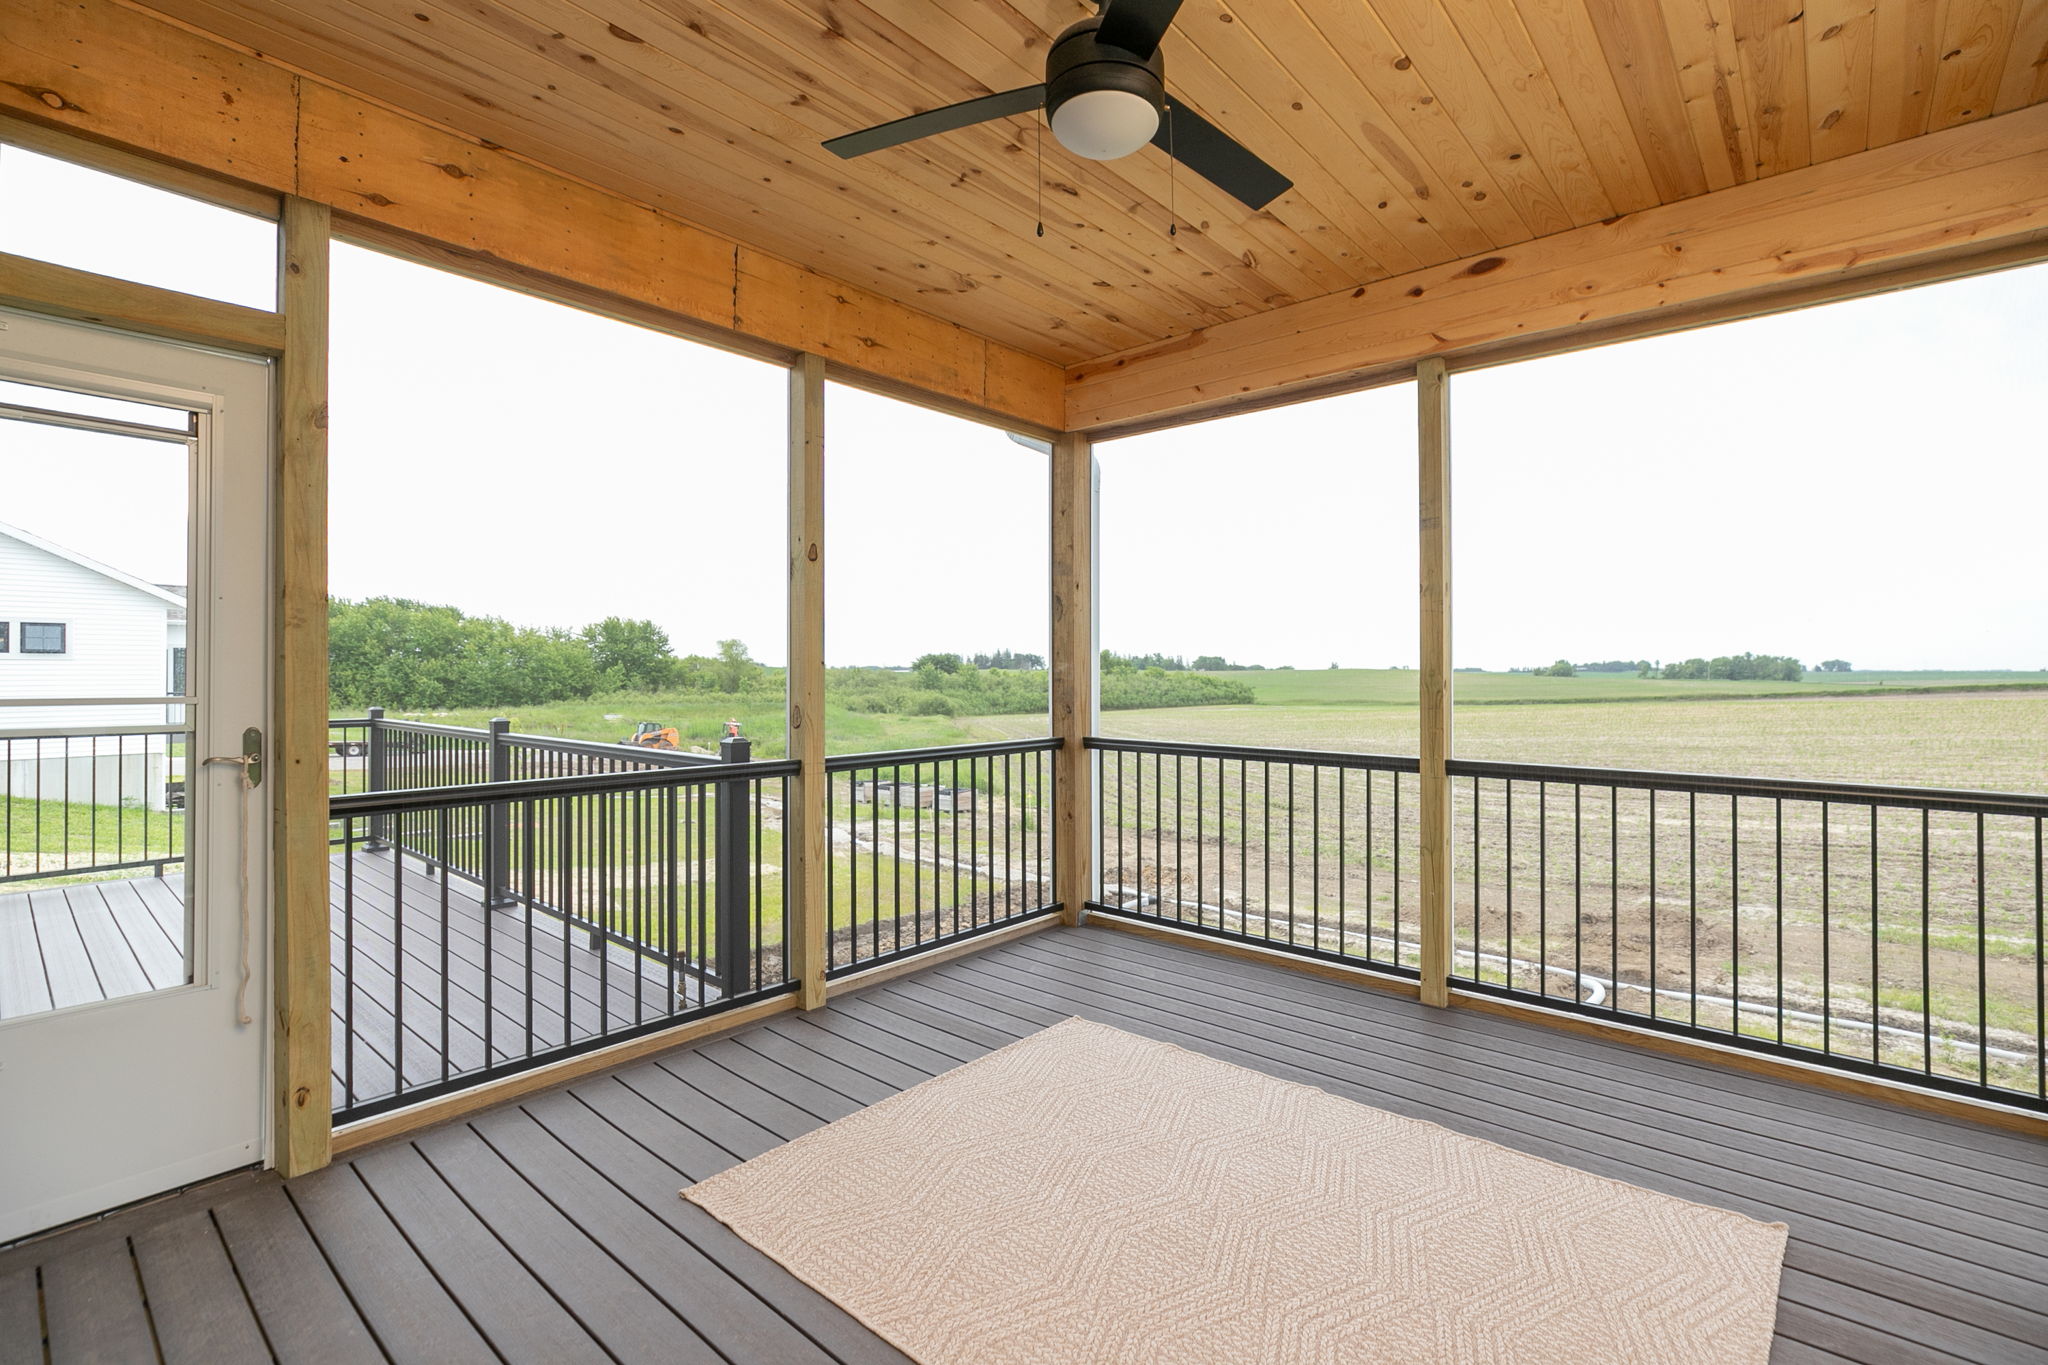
[788,352,829,1008]
[1050,433,1098,926]
[1417,357,1453,1007]
[273,196,333,1176]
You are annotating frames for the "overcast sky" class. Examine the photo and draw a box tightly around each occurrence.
[4,142,2044,672]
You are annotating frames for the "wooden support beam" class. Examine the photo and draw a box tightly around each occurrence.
[1050,433,1098,927]
[787,352,828,1010]
[0,250,284,355]
[272,196,331,1177]
[1066,104,2048,434]
[1416,358,1453,1008]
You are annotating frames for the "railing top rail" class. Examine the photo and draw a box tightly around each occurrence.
[329,757,799,817]
[824,736,1064,771]
[327,716,374,728]
[1,723,188,741]
[499,731,720,766]
[1084,735,1422,773]
[373,717,492,740]
[1443,756,2048,816]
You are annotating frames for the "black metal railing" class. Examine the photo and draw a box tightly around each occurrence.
[1075,736,2044,1112]
[1,723,187,886]
[325,709,718,892]
[823,738,1061,975]
[328,755,796,1124]
[1445,759,2048,1111]
[1083,738,1421,977]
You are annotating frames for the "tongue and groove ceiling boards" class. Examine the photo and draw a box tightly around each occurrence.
[126,0,2048,370]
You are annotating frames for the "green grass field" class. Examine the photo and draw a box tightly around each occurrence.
[363,693,1033,762]
[995,669,2048,794]
[1204,666,2048,708]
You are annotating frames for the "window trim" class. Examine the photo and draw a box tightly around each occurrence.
[18,621,69,656]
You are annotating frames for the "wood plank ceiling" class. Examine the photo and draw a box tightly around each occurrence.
[137,0,2048,366]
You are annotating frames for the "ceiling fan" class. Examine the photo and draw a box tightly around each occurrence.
[821,0,1292,212]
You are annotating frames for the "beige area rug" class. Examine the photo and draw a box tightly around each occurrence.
[682,1018,1788,1364]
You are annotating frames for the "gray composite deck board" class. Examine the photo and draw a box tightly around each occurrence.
[1,923,2042,1363]
[0,880,179,1021]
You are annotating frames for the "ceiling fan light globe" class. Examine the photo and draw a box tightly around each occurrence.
[1050,88,1159,160]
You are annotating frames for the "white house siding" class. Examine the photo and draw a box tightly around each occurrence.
[0,530,179,811]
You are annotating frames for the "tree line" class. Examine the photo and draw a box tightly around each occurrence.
[329,597,766,710]
[1525,653,1810,681]
[1100,650,1272,672]
[331,599,1255,715]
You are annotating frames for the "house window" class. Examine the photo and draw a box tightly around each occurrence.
[169,646,187,695]
[20,622,66,655]
[0,622,8,653]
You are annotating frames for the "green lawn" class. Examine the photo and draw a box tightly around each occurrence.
[2,795,182,879]
[362,693,1041,761]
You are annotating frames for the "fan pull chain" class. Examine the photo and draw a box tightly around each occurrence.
[1035,113,1046,238]
[1166,102,1178,238]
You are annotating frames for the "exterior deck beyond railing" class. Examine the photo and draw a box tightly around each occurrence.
[1086,736,2048,1114]
[322,716,1059,1122]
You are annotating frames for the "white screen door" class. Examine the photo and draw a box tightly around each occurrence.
[0,309,272,1242]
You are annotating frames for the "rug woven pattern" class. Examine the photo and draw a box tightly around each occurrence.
[683,1017,1787,1363]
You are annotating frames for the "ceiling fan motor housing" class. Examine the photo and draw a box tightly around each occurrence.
[1045,16,1166,160]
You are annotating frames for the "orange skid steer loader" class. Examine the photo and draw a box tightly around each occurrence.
[619,721,680,750]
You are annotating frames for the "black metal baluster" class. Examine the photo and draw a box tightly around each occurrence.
[1977,813,1988,1087]
[1822,802,1832,1057]
[393,812,406,1096]
[438,808,451,1086]
[1262,761,1272,941]
[1337,768,1347,958]
[1688,790,1697,1029]
[1870,804,1880,1065]
[1921,808,1932,1076]
[343,823,357,1111]
[1731,795,1740,1037]
[1539,781,1548,997]
[1573,784,1582,1006]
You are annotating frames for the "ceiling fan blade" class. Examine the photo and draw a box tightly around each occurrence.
[1096,0,1186,58]
[824,86,1046,159]
[1154,100,1292,210]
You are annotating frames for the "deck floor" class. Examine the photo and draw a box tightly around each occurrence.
[2,854,689,1119]
[3,924,2044,1363]
[0,872,189,1020]
[329,848,694,1114]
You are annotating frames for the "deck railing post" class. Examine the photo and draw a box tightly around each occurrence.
[1417,357,1454,1007]
[1051,432,1099,926]
[365,705,389,850]
[484,717,513,906]
[714,730,752,999]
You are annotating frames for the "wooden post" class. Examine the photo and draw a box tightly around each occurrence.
[1050,433,1098,926]
[787,352,829,1008]
[272,196,332,1176]
[1417,357,1453,1007]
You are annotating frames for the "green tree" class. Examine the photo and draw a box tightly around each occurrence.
[713,638,762,694]
[1820,659,1852,672]
[582,617,675,693]
[912,652,965,675]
